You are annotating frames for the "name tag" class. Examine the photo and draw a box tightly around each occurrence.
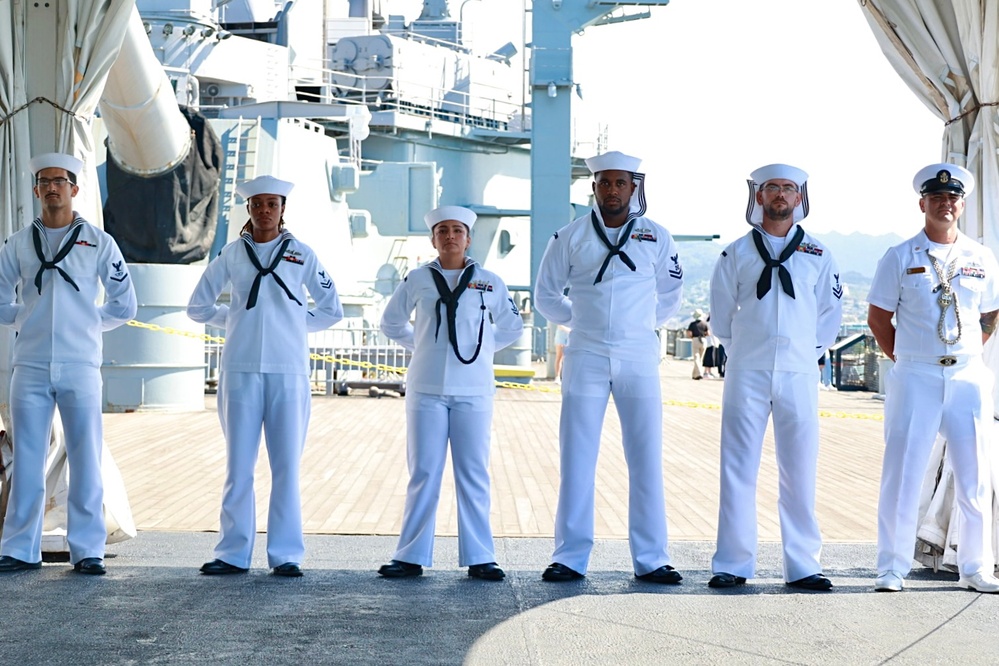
[906,267,926,275]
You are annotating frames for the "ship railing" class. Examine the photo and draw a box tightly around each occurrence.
[203,323,552,395]
[203,325,411,396]
[288,59,524,132]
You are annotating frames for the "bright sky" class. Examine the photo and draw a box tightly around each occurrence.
[393,0,943,243]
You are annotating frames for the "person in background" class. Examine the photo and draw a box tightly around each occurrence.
[867,163,999,594]
[0,152,137,576]
[378,205,523,580]
[818,352,834,390]
[708,163,842,592]
[702,315,719,379]
[687,309,709,379]
[534,150,684,584]
[188,175,343,577]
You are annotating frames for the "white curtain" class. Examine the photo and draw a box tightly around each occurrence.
[860,0,999,253]
[0,1,34,242]
[861,0,999,569]
[0,0,138,552]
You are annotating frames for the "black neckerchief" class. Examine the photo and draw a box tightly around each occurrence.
[591,211,636,285]
[429,262,485,365]
[751,225,805,300]
[32,222,83,295]
[241,235,302,310]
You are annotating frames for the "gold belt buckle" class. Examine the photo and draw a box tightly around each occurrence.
[939,356,958,366]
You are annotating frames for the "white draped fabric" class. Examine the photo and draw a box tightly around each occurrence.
[0,2,34,243]
[861,0,999,570]
[0,0,138,552]
[861,1,999,248]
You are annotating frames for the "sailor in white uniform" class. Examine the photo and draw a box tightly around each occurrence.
[868,163,999,594]
[707,164,842,591]
[534,151,684,583]
[0,152,137,576]
[377,206,523,580]
[187,175,343,577]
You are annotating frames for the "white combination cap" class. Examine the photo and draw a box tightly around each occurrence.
[424,205,476,231]
[235,175,295,199]
[912,163,974,196]
[585,150,642,176]
[745,162,810,226]
[29,152,84,179]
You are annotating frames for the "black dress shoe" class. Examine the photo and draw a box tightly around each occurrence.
[0,555,42,572]
[73,557,107,576]
[787,573,833,591]
[272,563,303,577]
[708,573,747,588]
[541,562,584,582]
[635,565,683,584]
[200,559,249,575]
[468,562,505,581]
[378,560,423,578]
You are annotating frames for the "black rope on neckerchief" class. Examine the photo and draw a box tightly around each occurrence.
[430,263,485,365]
[590,211,637,285]
[32,223,83,294]
[242,237,303,310]
[752,225,805,300]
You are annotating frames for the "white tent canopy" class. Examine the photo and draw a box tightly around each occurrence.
[860,0,999,570]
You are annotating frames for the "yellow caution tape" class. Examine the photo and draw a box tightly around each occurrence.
[126,319,226,344]
[660,398,882,420]
[127,319,552,391]
[125,320,887,413]
[817,410,883,421]
[664,399,722,410]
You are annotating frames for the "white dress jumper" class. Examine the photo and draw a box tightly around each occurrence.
[708,226,843,582]
[0,217,137,565]
[380,259,523,568]
[534,208,684,576]
[187,230,342,569]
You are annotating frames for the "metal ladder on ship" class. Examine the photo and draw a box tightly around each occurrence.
[219,116,261,234]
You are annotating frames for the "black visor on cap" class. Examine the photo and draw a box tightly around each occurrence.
[920,170,965,196]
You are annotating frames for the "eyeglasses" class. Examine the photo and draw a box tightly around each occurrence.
[36,178,71,188]
[761,184,799,195]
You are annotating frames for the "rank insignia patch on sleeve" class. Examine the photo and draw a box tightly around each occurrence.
[668,253,683,279]
[109,260,128,283]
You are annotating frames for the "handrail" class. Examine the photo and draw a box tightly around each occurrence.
[287,56,526,133]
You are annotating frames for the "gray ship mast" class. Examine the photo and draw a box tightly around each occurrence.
[528,0,670,324]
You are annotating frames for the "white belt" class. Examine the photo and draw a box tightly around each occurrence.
[894,354,979,367]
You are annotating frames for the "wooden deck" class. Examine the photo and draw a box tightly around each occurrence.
[103,359,885,543]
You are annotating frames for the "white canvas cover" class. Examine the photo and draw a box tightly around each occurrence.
[861,0,999,569]
[860,1,998,248]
